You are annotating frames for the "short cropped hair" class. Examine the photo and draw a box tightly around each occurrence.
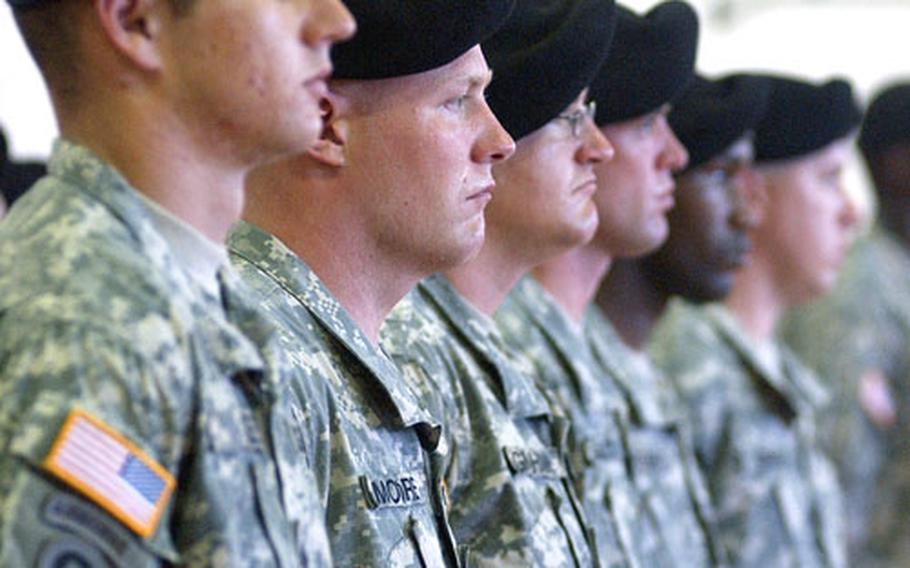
[13,0,197,106]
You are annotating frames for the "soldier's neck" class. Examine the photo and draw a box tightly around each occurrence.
[532,244,611,324]
[596,258,668,350]
[59,106,247,245]
[444,235,536,317]
[724,260,784,343]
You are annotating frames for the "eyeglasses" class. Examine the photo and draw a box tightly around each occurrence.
[556,100,597,139]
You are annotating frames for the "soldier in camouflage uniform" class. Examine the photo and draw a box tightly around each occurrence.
[229,1,516,565]
[495,5,726,566]
[782,81,910,565]
[649,75,862,567]
[591,73,775,568]
[383,276,600,567]
[381,0,617,565]
[0,0,353,565]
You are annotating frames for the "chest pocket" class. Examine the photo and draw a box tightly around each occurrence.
[628,429,675,489]
[580,421,626,474]
[202,375,268,459]
[719,418,823,565]
[405,516,447,568]
[500,446,593,567]
[200,373,300,568]
[629,427,712,567]
[358,470,449,568]
[733,419,797,488]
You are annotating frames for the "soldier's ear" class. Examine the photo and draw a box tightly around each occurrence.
[307,94,349,168]
[95,0,165,71]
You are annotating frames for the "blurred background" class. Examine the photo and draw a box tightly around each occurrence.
[2,0,908,215]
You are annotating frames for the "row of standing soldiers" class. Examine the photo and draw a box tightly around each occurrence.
[1,0,909,566]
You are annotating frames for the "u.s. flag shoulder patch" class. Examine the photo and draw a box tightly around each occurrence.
[43,409,176,538]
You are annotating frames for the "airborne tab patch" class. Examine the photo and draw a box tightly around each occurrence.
[359,472,426,510]
[43,409,175,538]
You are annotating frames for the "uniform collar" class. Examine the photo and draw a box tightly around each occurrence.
[419,274,551,419]
[47,139,269,387]
[503,277,624,416]
[584,305,668,425]
[134,190,227,300]
[228,221,434,429]
[48,139,191,295]
[704,304,829,414]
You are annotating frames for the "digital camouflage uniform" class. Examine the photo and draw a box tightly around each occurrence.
[228,222,457,568]
[650,301,846,568]
[381,274,596,567]
[496,277,653,568]
[583,303,726,568]
[783,227,910,566]
[496,277,724,567]
[0,140,327,567]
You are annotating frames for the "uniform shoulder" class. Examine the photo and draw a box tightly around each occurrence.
[0,183,186,336]
[649,302,734,399]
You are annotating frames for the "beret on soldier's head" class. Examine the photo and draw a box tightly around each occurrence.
[482,0,618,141]
[670,73,772,171]
[858,81,910,158]
[589,1,699,126]
[331,0,516,80]
[754,76,862,163]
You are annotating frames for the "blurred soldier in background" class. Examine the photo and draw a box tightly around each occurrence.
[650,75,861,567]
[783,81,910,566]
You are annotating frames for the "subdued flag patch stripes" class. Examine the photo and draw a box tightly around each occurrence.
[43,408,175,538]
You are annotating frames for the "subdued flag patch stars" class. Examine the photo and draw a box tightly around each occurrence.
[43,409,175,539]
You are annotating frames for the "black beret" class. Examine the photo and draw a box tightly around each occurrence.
[754,76,862,163]
[670,73,772,171]
[858,81,910,157]
[482,0,618,140]
[331,0,516,80]
[589,1,699,126]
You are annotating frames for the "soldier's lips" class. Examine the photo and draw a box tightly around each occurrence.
[467,183,495,202]
[572,177,597,196]
[304,67,333,98]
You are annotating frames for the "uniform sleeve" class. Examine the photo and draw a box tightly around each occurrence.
[0,319,189,566]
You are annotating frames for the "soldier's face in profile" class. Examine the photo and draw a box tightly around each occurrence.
[753,138,859,305]
[485,90,613,260]
[590,106,689,257]
[331,46,514,272]
[157,0,355,165]
[642,136,764,303]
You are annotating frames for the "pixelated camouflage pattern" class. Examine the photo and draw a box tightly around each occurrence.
[496,277,649,568]
[583,303,727,568]
[381,275,596,567]
[228,221,456,568]
[649,301,846,568]
[0,140,321,567]
[782,228,910,566]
